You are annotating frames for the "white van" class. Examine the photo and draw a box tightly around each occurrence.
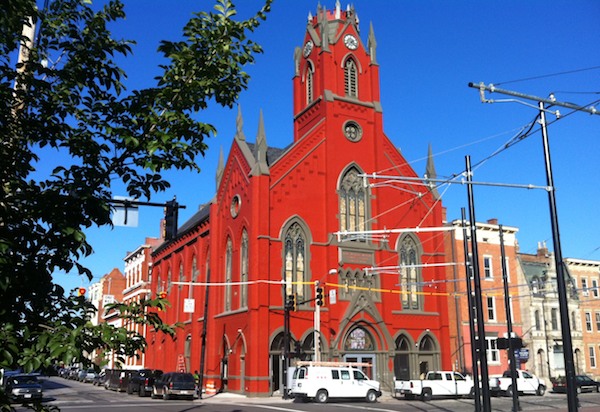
[290,361,382,403]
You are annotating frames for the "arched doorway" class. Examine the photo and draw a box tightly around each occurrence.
[394,334,412,380]
[416,334,440,378]
[342,326,376,379]
[269,332,285,395]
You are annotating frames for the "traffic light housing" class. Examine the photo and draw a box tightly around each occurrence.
[77,287,86,297]
[163,198,179,241]
[316,287,324,306]
[286,293,297,311]
[158,291,167,299]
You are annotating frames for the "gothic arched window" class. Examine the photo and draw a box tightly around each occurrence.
[284,222,307,301]
[305,62,314,104]
[225,237,232,312]
[339,167,367,240]
[399,235,422,310]
[344,327,374,351]
[344,58,358,97]
[240,229,249,308]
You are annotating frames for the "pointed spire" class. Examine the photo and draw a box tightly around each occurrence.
[320,6,330,52]
[335,0,341,19]
[216,147,224,189]
[425,144,440,200]
[368,22,378,64]
[252,110,270,176]
[235,104,246,142]
[307,11,313,23]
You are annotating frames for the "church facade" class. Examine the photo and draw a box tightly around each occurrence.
[145,3,450,396]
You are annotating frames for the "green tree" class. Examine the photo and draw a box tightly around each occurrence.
[0,0,271,409]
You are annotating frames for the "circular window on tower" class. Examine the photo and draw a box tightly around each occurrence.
[230,194,241,218]
[343,120,363,142]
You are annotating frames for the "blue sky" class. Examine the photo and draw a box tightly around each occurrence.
[52,0,600,293]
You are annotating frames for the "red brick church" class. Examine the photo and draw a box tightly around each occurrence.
[145,3,450,396]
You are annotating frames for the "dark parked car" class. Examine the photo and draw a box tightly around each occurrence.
[552,375,600,393]
[151,372,197,400]
[105,369,134,392]
[3,374,43,403]
[92,370,107,386]
[127,369,163,396]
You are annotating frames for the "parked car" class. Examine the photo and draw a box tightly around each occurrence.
[80,368,97,383]
[3,374,43,403]
[151,372,198,400]
[127,369,163,397]
[105,369,131,392]
[552,375,600,394]
[93,370,107,386]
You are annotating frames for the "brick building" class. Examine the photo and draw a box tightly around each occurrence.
[145,3,450,396]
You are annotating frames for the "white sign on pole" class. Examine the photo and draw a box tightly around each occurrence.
[329,289,337,305]
[183,298,195,313]
[112,196,139,227]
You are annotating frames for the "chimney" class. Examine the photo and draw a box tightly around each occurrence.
[537,241,549,257]
[487,218,498,225]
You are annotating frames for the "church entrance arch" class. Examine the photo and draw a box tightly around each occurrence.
[341,326,377,379]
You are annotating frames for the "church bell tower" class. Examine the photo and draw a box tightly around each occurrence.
[292,1,381,142]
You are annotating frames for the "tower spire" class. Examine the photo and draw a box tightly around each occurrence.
[368,22,378,64]
[235,104,246,142]
[216,147,224,189]
[425,144,440,200]
[251,110,270,176]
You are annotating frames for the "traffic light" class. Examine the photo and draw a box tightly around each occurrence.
[77,287,86,297]
[163,198,179,240]
[316,287,324,306]
[287,293,297,311]
[158,291,167,299]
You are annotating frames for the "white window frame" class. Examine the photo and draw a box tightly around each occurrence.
[487,296,496,322]
[586,312,593,332]
[582,277,589,296]
[483,255,493,279]
[590,346,596,368]
[593,279,599,298]
[485,337,500,364]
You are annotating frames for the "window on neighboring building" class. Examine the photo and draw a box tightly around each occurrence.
[284,222,308,302]
[572,311,578,331]
[483,256,493,279]
[399,235,422,310]
[487,296,496,321]
[589,346,596,368]
[551,308,558,330]
[596,313,600,331]
[585,312,592,332]
[305,62,314,104]
[485,337,500,364]
[535,310,541,330]
[593,279,599,298]
[240,229,249,308]
[344,58,358,97]
[582,277,589,296]
[505,257,510,282]
[339,166,367,240]
[225,237,232,312]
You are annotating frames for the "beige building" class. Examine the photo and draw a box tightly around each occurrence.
[565,257,600,380]
[518,243,583,381]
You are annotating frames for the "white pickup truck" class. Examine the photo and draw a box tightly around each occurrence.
[489,369,546,397]
[395,371,475,401]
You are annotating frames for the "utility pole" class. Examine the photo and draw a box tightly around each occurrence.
[461,208,482,412]
[465,157,492,412]
[468,82,599,412]
[500,225,521,412]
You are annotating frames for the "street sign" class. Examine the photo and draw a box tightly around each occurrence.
[183,298,195,313]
